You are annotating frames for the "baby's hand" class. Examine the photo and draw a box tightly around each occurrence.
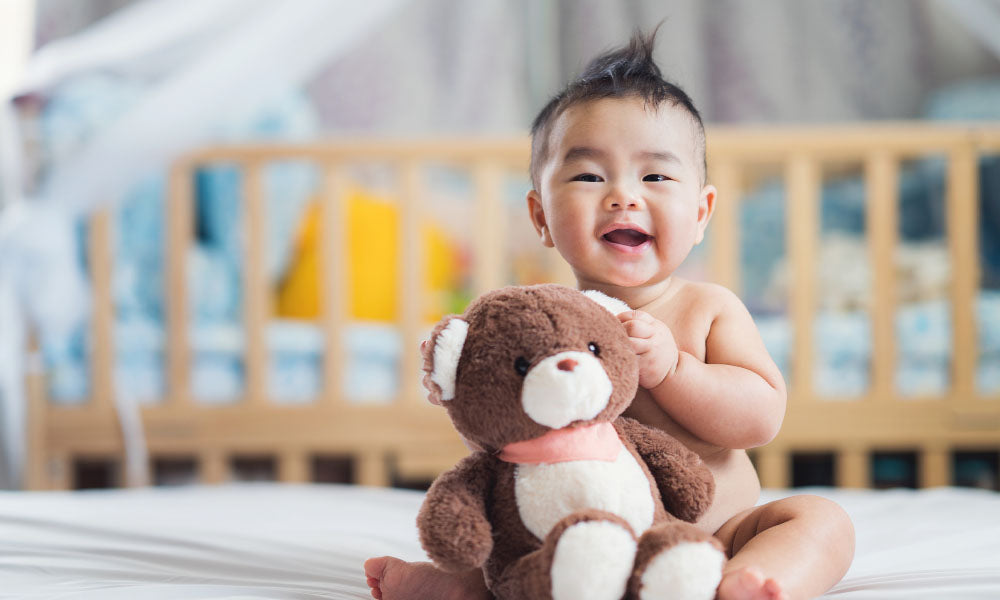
[618,310,679,389]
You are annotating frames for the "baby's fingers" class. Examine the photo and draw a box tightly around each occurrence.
[628,336,654,355]
[621,317,656,339]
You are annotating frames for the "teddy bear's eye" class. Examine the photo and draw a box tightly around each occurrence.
[514,356,530,376]
[588,342,600,357]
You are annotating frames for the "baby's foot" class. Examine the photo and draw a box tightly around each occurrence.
[363,556,490,600]
[716,567,788,600]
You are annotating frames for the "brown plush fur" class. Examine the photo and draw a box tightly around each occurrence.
[416,284,722,600]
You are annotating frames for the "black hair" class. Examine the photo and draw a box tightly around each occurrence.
[529,27,706,188]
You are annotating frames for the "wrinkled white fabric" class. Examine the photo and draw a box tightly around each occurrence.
[0,485,998,599]
[0,484,427,599]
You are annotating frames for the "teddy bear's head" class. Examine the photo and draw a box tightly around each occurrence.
[422,284,638,453]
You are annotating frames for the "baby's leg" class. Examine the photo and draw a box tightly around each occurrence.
[713,495,854,600]
[363,557,490,600]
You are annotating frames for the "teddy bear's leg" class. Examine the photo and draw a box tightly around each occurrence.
[627,521,726,600]
[492,510,637,600]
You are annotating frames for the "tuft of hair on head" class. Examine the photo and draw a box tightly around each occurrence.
[529,25,706,189]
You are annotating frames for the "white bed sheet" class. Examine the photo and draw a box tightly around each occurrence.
[0,484,998,599]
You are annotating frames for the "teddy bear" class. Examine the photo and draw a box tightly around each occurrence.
[417,284,727,600]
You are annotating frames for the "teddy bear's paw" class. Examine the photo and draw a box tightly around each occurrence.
[637,540,725,600]
[550,520,637,600]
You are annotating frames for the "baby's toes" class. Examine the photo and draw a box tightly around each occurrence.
[763,577,789,600]
[717,568,777,600]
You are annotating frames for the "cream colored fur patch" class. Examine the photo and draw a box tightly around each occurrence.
[520,351,612,429]
[581,289,631,316]
[514,446,654,540]
[639,541,725,600]
[551,520,636,600]
[430,318,468,401]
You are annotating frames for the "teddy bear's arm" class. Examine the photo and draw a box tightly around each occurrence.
[417,452,495,573]
[615,416,715,523]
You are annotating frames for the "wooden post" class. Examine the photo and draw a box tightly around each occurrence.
[920,444,950,489]
[48,452,72,490]
[166,162,193,405]
[25,334,48,490]
[200,450,228,484]
[88,211,115,412]
[279,450,310,483]
[356,450,390,487]
[757,447,790,488]
[786,157,820,403]
[473,161,505,295]
[398,161,423,407]
[837,446,870,488]
[708,161,742,293]
[865,153,899,403]
[947,147,979,405]
[243,162,270,406]
[320,165,349,406]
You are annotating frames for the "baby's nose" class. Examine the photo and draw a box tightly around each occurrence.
[557,358,578,372]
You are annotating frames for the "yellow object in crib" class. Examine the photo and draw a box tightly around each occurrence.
[275,188,459,322]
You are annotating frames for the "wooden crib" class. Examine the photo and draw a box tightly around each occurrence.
[24,124,1000,491]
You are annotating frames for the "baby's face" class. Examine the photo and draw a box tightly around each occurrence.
[528,97,714,289]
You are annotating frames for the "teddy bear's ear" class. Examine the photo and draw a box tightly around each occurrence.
[421,316,469,403]
[581,289,632,316]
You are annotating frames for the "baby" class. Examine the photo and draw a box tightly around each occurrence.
[366,30,854,600]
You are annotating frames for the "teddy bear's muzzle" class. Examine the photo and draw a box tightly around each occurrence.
[521,351,614,429]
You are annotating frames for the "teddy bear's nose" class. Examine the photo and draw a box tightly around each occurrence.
[557,358,578,372]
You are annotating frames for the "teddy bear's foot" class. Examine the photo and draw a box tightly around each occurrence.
[629,522,726,600]
[548,511,637,600]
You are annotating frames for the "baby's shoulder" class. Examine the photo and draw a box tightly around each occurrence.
[671,278,746,316]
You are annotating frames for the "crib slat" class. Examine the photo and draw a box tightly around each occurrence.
[166,163,193,405]
[279,450,310,483]
[357,450,390,487]
[473,161,505,294]
[25,335,49,490]
[865,153,899,403]
[756,447,790,488]
[399,161,423,406]
[785,157,820,403]
[48,452,72,490]
[947,147,980,403]
[708,161,742,294]
[837,447,870,488]
[920,445,950,488]
[199,450,228,484]
[320,165,349,406]
[243,162,270,406]
[89,210,115,411]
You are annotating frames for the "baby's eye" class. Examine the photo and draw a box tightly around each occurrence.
[572,173,604,183]
[643,174,670,182]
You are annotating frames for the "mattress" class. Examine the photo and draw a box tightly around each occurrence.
[1,484,998,599]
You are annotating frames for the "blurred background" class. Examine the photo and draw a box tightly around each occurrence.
[1,0,999,492]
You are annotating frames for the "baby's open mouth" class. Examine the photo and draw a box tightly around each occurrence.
[602,228,652,247]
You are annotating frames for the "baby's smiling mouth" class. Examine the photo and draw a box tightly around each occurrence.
[602,228,652,247]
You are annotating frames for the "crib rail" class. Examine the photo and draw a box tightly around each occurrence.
[25,123,1000,491]
[708,124,1000,488]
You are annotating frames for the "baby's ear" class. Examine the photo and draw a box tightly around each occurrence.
[421,316,469,405]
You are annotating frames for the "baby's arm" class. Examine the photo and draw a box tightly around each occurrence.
[622,286,786,449]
